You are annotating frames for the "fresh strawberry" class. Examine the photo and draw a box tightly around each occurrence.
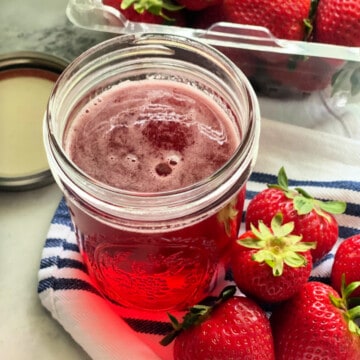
[271,281,360,360]
[231,213,315,304]
[176,0,223,11]
[314,0,360,47]
[103,0,185,25]
[221,0,313,41]
[161,286,275,360]
[212,189,246,265]
[245,167,346,262]
[265,55,345,93]
[331,234,360,298]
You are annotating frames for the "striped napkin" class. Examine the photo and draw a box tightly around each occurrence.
[38,119,360,360]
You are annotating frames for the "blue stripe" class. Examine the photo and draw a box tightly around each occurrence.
[123,318,173,335]
[40,256,87,272]
[44,238,79,252]
[40,256,58,268]
[38,277,99,295]
[338,226,360,239]
[51,197,73,227]
[344,202,360,218]
[249,172,360,191]
[313,252,334,267]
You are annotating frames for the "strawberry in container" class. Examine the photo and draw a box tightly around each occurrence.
[103,0,186,25]
[101,0,360,97]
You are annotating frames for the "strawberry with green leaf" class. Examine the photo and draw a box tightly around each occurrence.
[103,0,185,25]
[245,167,346,262]
[271,280,360,360]
[331,234,360,298]
[231,213,315,304]
[161,286,275,360]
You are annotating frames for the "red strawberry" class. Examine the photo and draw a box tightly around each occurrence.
[271,281,360,360]
[176,0,223,11]
[265,55,345,93]
[331,234,360,298]
[221,0,313,41]
[231,213,315,304]
[245,167,346,262]
[314,0,360,47]
[103,0,185,25]
[161,286,275,360]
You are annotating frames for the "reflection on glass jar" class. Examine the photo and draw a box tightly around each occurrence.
[44,33,260,311]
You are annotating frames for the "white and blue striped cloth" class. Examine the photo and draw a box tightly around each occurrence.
[38,119,360,360]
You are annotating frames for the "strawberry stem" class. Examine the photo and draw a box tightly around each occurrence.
[121,0,183,20]
[239,213,316,276]
[330,275,360,335]
[268,167,346,217]
[160,286,236,346]
[303,0,320,41]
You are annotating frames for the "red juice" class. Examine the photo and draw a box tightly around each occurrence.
[64,80,245,310]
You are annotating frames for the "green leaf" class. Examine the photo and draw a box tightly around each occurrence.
[293,196,314,215]
[121,0,182,20]
[283,252,307,268]
[348,319,360,335]
[160,286,237,346]
[344,280,360,299]
[249,222,270,242]
[270,213,292,237]
[294,187,312,199]
[319,200,347,215]
[168,313,180,329]
[271,256,284,276]
[267,166,290,192]
[253,249,276,263]
[277,167,289,189]
[219,285,237,302]
[329,293,345,309]
[237,237,264,249]
[292,241,317,252]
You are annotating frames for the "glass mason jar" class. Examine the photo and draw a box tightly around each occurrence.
[44,33,260,311]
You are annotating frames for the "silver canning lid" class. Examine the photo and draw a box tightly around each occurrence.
[0,51,68,191]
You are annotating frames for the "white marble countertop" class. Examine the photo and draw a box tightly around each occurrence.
[1,1,359,359]
[0,1,110,359]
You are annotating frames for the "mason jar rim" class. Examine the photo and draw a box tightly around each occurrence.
[44,33,260,224]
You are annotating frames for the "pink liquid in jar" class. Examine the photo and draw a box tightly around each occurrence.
[64,79,245,310]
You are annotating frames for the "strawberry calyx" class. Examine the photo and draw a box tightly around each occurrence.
[121,0,183,21]
[238,213,316,276]
[217,197,239,237]
[303,0,319,41]
[268,167,346,220]
[329,275,360,336]
[160,286,236,346]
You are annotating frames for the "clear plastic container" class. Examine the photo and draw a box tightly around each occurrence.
[66,0,360,140]
[44,33,260,311]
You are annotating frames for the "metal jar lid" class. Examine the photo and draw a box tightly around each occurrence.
[0,51,68,191]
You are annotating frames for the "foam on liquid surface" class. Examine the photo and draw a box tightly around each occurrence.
[65,80,239,192]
